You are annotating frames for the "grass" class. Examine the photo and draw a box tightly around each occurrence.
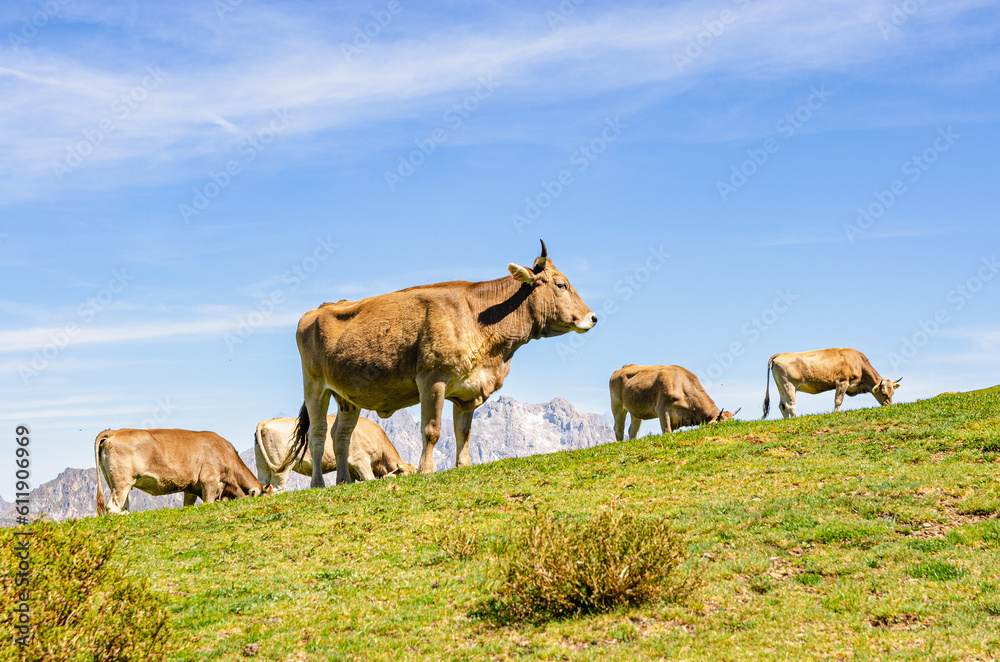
[4,388,1000,660]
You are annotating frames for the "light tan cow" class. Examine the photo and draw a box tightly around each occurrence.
[256,415,416,491]
[95,428,272,515]
[763,348,901,419]
[288,241,596,486]
[610,364,738,440]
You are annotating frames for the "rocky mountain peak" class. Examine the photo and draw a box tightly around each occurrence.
[1,396,614,526]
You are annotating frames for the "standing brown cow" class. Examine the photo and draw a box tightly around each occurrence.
[610,364,738,440]
[95,428,272,515]
[289,241,596,486]
[763,348,900,418]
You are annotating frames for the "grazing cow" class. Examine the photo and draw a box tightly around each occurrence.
[762,348,901,419]
[288,240,596,486]
[95,428,272,515]
[609,364,738,440]
[256,415,417,491]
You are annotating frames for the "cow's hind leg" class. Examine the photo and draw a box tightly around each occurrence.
[454,405,474,469]
[610,392,627,441]
[416,376,446,473]
[303,385,332,488]
[611,406,627,442]
[107,482,133,514]
[778,390,798,418]
[774,377,798,418]
[331,398,360,485]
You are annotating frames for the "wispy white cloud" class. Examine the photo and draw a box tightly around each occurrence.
[0,309,301,353]
[756,227,950,247]
[940,325,1000,349]
[1,0,995,200]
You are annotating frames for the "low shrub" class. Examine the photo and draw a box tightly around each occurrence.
[0,519,173,662]
[475,508,697,623]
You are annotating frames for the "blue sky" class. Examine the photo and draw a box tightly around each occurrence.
[2,0,999,500]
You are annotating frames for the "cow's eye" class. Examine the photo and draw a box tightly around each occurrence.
[556,282,567,289]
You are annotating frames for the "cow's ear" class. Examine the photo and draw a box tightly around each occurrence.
[508,263,535,283]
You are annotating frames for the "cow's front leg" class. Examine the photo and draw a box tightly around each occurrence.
[417,376,446,473]
[331,399,360,485]
[454,404,474,468]
[833,382,848,412]
[657,408,673,434]
[201,481,221,504]
[627,416,642,440]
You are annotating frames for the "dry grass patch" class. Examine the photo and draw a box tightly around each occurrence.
[473,508,699,624]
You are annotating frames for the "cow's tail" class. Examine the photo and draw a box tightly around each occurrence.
[254,421,281,473]
[278,402,310,473]
[95,430,110,516]
[762,355,776,419]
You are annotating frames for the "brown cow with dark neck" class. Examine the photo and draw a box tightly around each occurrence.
[763,348,901,418]
[610,364,738,439]
[95,428,272,515]
[289,241,597,486]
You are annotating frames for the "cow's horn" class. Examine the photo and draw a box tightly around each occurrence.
[533,239,548,272]
[732,407,742,416]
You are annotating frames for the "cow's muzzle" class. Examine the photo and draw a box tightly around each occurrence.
[573,313,598,332]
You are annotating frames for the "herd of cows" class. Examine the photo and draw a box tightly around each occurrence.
[93,242,901,514]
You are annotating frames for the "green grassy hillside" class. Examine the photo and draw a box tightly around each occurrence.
[10,389,1000,660]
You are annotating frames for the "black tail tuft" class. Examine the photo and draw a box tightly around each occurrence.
[278,402,310,473]
[762,357,774,419]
